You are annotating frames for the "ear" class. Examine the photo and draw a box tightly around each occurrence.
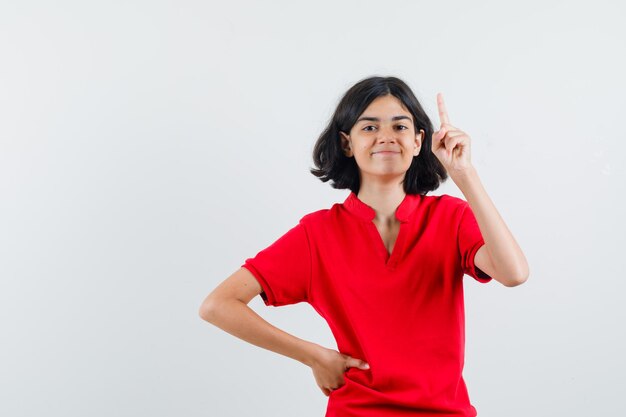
[414,129,424,156]
[340,131,353,157]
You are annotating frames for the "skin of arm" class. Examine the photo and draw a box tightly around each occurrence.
[199,267,369,395]
[433,93,529,287]
[453,166,530,287]
[198,267,321,366]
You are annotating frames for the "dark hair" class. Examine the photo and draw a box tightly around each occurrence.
[310,76,447,195]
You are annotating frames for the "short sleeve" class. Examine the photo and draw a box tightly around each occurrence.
[241,220,312,306]
[458,202,492,283]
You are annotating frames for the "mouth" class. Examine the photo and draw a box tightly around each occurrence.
[372,151,401,155]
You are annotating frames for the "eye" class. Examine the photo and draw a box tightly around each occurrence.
[362,124,410,132]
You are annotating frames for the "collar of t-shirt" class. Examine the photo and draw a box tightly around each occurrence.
[342,191,422,223]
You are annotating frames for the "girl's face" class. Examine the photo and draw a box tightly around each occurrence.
[340,94,424,185]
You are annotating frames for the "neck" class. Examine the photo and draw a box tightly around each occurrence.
[357,179,406,224]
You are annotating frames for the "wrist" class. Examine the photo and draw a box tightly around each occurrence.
[300,341,323,367]
[451,165,479,187]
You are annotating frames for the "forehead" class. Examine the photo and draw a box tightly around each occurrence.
[359,95,411,118]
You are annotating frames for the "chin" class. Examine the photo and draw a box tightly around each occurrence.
[364,170,408,180]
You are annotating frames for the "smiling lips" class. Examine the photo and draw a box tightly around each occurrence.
[372,150,401,155]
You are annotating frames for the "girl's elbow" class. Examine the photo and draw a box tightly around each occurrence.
[504,268,529,287]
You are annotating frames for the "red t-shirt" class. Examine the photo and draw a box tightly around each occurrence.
[242,191,492,417]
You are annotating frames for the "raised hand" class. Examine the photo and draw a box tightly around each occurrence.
[431,93,474,177]
[309,345,370,396]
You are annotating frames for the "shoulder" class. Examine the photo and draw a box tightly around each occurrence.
[292,208,334,244]
[296,200,351,232]
[421,193,469,218]
[299,207,333,226]
[435,193,469,208]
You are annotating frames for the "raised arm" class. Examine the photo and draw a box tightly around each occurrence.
[432,93,529,286]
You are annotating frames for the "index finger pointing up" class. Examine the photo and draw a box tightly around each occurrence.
[437,92,450,126]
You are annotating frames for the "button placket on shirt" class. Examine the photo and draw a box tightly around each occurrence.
[344,192,418,272]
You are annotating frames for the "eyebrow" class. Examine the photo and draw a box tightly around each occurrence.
[356,115,412,123]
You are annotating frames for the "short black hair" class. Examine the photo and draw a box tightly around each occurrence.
[310,75,447,195]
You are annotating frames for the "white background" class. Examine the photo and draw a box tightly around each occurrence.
[1,1,624,416]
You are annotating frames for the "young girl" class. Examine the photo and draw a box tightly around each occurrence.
[199,76,529,417]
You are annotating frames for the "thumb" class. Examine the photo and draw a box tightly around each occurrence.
[345,356,370,370]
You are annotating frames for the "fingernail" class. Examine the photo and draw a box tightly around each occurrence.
[363,363,370,369]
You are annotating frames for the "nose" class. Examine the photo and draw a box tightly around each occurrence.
[376,125,397,143]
